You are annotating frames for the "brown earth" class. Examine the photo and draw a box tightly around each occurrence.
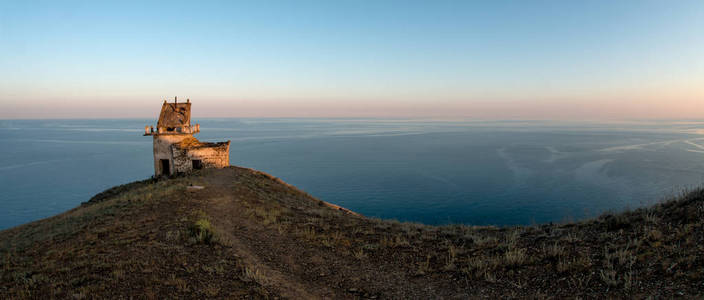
[1,166,703,298]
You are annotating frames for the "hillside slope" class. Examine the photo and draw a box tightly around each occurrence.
[1,166,703,298]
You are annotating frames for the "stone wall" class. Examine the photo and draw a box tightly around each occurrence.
[152,135,192,176]
[171,141,231,173]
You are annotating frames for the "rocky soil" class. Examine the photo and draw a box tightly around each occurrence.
[1,166,703,298]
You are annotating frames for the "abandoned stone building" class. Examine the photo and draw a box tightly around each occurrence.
[144,98,230,176]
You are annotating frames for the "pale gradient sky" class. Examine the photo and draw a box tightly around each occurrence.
[1,0,703,119]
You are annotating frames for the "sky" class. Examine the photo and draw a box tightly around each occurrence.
[0,0,703,119]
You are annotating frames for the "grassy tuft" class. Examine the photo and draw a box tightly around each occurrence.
[189,217,216,245]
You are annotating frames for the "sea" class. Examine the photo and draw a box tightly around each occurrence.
[2,118,704,230]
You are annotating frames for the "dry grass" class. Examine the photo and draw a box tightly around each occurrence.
[189,217,216,244]
[2,167,703,299]
[241,266,267,285]
[543,242,566,259]
[353,249,367,260]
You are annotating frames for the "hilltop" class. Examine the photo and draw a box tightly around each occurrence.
[1,166,703,298]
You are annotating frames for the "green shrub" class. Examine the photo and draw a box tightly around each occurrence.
[189,218,216,244]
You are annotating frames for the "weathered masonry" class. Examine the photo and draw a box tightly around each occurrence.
[144,97,230,176]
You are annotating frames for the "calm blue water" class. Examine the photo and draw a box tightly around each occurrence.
[2,119,704,229]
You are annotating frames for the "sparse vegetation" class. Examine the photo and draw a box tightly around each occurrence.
[241,266,267,285]
[353,248,367,260]
[189,214,216,244]
[1,166,703,298]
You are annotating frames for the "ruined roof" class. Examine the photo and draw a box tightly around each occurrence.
[174,136,230,150]
[157,102,191,128]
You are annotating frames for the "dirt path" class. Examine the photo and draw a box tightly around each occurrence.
[193,168,336,298]
[191,167,473,299]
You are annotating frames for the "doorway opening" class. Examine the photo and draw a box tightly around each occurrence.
[192,159,203,170]
[160,159,170,176]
